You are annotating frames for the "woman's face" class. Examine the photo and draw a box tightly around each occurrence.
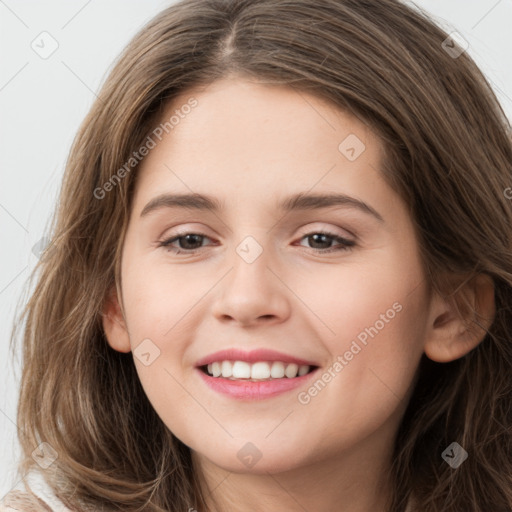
[106,77,434,475]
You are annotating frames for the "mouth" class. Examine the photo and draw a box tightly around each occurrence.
[196,361,320,400]
[194,348,321,399]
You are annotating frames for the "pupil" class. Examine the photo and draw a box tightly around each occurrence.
[310,233,330,249]
[181,234,202,249]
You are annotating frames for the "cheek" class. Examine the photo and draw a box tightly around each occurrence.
[122,271,197,430]
[120,256,203,342]
[295,252,429,428]
[301,253,427,351]
[292,297,426,460]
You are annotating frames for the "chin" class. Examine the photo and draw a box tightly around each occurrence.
[198,442,307,475]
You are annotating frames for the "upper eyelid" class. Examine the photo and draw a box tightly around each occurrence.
[161,222,356,240]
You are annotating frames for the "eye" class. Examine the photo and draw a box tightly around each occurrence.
[158,233,213,253]
[297,231,355,253]
[158,230,355,255]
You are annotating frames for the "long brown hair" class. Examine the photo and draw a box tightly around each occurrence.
[10,0,512,510]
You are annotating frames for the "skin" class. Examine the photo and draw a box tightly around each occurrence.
[102,76,495,512]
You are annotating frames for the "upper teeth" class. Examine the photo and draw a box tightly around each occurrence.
[206,361,311,380]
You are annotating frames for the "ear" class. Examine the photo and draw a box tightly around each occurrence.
[101,285,131,353]
[424,273,495,363]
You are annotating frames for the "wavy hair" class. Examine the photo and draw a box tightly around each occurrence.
[10,0,512,510]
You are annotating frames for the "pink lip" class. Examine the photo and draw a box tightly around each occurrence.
[195,348,317,367]
[197,367,319,400]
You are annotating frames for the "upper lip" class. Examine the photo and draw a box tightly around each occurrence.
[195,348,318,368]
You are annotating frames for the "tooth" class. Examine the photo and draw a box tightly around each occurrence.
[298,365,309,376]
[232,361,251,379]
[212,362,221,377]
[207,360,311,379]
[270,361,285,378]
[251,362,271,379]
[221,361,233,378]
[284,363,299,378]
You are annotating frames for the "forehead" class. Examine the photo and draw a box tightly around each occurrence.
[133,77,387,211]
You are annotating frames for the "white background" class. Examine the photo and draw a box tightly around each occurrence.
[1,0,511,496]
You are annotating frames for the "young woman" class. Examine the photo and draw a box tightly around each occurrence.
[4,0,512,510]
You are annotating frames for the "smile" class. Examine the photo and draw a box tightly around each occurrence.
[201,360,315,380]
[197,363,320,400]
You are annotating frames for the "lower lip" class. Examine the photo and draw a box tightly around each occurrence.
[196,367,319,400]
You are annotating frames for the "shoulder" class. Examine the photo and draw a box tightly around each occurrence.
[1,472,72,512]
[0,489,53,511]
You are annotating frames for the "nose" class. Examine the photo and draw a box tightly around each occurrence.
[211,244,291,327]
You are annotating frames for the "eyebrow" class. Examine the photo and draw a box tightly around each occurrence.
[140,192,384,222]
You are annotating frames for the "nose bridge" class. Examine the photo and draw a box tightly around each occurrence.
[212,232,290,325]
[228,232,274,297]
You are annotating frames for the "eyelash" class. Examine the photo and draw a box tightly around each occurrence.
[157,230,355,255]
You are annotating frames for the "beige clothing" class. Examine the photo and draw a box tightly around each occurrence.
[0,471,71,512]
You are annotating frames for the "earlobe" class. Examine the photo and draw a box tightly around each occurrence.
[101,285,132,353]
[424,273,495,363]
